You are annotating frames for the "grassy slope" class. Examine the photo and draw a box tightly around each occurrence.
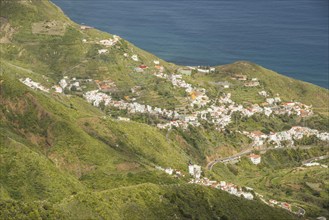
[226,62,329,114]
[57,183,296,220]
[0,134,85,203]
[210,146,329,217]
[0,72,296,219]
[0,0,327,219]
[187,61,329,115]
[0,67,190,186]
[0,0,183,110]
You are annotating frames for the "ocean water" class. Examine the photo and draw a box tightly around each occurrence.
[52,0,329,88]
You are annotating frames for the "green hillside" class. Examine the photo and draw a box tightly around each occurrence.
[0,0,328,219]
[0,61,296,220]
[210,146,329,217]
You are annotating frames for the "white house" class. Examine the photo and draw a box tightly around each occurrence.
[98,49,108,54]
[118,117,130,121]
[258,90,268,97]
[71,81,80,87]
[131,54,139,61]
[99,39,114,46]
[197,69,210,74]
[20,78,49,93]
[59,79,68,89]
[304,162,320,167]
[249,154,261,165]
[220,181,226,187]
[264,107,273,116]
[266,98,275,105]
[52,85,63,93]
[240,192,254,200]
[188,164,201,179]
[165,168,173,175]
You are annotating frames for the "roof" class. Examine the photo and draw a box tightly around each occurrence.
[249,154,261,159]
[251,131,264,136]
[282,202,290,207]
[139,65,148,69]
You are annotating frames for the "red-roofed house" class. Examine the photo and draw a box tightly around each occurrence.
[281,202,291,211]
[139,65,148,69]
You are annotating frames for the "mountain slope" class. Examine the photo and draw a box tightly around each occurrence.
[0,59,297,220]
[0,0,328,219]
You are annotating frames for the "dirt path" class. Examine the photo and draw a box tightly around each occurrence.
[3,61,36,74]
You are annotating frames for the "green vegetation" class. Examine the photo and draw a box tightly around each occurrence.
[57,183,296,220]
[0,72,297,219]
[211,146,329,217]
[0,0,328,219]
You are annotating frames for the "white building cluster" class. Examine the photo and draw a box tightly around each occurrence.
[150,66,313,130]
[245,126,329,148]
[150,71,210,108]
[187,163,254,200]
[156,90,314,131]
[261,91,313,117]
[58,76,92,92]
[84,90,180,119]
[188,164,202,179]
[155,166,183,177]
[156,163,305,215]
[99,35,120,47]
[189,168,304,215]
[19,78,49,93]
[189,177,254,200]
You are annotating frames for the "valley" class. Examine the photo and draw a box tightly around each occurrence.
[0,0,328,219]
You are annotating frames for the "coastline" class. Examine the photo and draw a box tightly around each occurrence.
[51,0,329,89]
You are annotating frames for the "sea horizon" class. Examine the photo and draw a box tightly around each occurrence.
[52,0,329,89]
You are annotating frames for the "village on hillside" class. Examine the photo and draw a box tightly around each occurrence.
[155,162,306,217]
[19,40,328,150]
[19,52,329,150]
[15,29,328,219]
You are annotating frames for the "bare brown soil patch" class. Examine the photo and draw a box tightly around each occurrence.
[49,152,95,178]
[116,162,140,171]
[287,183,302,190]
[32,20,66,36]
[0,17,15,43]
[206,145,238,163]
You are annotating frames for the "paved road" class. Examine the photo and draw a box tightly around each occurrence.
[206,148,252,170]
[302,154,329,165]
[207,145,327,170]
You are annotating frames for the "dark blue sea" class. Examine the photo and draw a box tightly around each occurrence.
[52,0,329,88]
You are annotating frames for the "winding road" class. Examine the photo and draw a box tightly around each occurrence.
[206,148,252,170]
[206,145,325,170]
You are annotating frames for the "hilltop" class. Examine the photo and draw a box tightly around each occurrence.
[0,0,328,219]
